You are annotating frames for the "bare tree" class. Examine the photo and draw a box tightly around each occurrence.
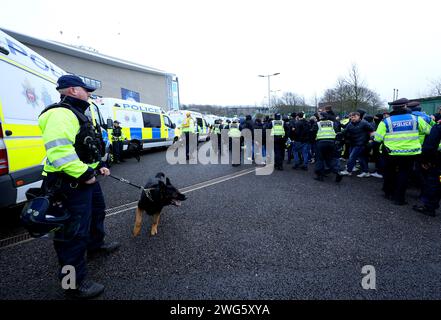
[428,78,441,96]
[320,64,385,115]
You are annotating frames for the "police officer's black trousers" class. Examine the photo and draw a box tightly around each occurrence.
[51,177,106,285]
[112,140,123,162]
[383,155,415,203]
[315,140,339,176]
[420,166,441,210]
[274,137,285,168]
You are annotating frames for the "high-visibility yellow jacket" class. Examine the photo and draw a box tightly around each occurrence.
[109,127,126,142]
[181,117,195,133]
[271,120,285,136]
[38,108,99,179]
[316,120,336,140]
[228,123,241,138]
[373,113,431,156]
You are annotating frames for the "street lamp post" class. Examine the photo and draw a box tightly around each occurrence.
[258,72,280,111]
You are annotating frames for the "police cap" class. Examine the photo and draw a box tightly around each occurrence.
[56,75,95,92]
[407,101,422,111]
[390,98,409,110]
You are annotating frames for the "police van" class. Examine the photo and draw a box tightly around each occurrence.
[167,110,210,141]
[0,29,109,209]
[93,97,180,154]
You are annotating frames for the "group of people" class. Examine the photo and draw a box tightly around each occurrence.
[30,73,441,300]
[207,100,441,217]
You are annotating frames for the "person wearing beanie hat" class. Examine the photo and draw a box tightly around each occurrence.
[373,97,431,205]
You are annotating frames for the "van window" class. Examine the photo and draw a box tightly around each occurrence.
[196,117,203,128]
[142,113,161,128]
[163,115,173,128]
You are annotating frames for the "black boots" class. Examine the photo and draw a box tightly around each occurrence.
[314,175,324,182]
[412,205,436,217]
[88,241,120,257]
[65,280,104,300]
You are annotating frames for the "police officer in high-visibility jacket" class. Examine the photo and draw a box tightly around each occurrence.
[110,120,126,163]
[211,119,223,155]
[312,112,343,182]
[373,98,431,205]
[228,119,242,166]
[180,112,195,160]
[38,75,120,299]
[268,113,288,171]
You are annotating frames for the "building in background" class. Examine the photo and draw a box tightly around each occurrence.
[1,28,180,111]
[388,96,441,115]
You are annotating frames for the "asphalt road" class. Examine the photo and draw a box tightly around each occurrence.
[1,146,441,299]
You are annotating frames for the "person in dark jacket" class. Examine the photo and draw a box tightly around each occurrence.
[413,115,441,216]
[340,112,373,177]
[287,112,297,163]
[292,112,312,170]
[370,113,385,178]
[240,115,255,162]
[253,118,264,164]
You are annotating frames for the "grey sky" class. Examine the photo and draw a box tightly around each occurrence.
[1,0,440,106]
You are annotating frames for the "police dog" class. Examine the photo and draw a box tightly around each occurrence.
[133,172,186,237]
[126,141,141,162]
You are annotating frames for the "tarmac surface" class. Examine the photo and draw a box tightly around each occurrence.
[1,145,441,299]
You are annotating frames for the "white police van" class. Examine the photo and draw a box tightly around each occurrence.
[167,110,210,142]
[93,97,180,153]
[0,29,109,208]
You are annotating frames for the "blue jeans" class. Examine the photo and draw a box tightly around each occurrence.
[347,146,368,173]
[293,142,310,167]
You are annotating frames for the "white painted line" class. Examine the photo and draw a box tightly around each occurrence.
[1,168,259,248]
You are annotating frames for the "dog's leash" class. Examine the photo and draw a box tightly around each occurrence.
[108,174,155,201]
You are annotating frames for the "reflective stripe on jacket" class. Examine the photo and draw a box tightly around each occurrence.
[316,120,336,140]
[271,120,285,136]
[373,114,431,156]
[38,108,91,178]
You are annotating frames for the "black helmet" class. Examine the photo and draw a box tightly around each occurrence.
[21,196,79,241]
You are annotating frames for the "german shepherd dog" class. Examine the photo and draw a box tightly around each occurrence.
[133,173,187,236]
[126,141,141,162]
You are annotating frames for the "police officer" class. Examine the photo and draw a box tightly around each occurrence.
[211,119,223,155]
[413,115,441,216]
[268,113,288,171]
[180,112,195,160]
[312,112,343,182]
[228,119,242,166]
[373,98,431,205]
[110,120,125,163]
[38,75,120,299]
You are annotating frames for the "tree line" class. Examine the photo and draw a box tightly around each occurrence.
[182,64,441,118]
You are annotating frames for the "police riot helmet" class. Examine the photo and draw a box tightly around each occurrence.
[21,196,80,241]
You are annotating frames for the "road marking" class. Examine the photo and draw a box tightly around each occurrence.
[105,167,257,217]
[0,167,259,249]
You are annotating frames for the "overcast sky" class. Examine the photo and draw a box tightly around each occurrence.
[1,0,441,106]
